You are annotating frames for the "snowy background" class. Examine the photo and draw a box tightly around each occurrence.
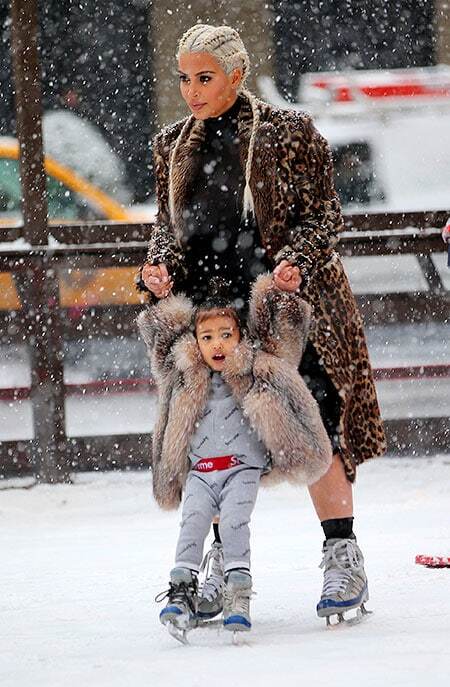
[1,456,449,686]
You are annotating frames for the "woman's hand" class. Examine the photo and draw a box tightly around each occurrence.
[273,260,302,292]
[141,263,173,298]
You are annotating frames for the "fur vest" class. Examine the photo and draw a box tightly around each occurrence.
[138,274,332,510]
[138,93,386,480]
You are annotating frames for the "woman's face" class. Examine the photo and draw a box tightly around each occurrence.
[178,51,242,119]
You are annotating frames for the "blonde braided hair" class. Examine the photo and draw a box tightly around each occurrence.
[168,24,259,223]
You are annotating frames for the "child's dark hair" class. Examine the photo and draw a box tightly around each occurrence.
[193,278,242,333]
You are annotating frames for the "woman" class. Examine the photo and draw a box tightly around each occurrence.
[137,24,386,624]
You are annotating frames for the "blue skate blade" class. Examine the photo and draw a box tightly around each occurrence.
[223,614,251,631]
[317,585,368,615]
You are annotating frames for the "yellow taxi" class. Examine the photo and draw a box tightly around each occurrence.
[0,138,146,310]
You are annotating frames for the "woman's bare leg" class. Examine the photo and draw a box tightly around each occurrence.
[308,452,353,521]
[310,454,369,620]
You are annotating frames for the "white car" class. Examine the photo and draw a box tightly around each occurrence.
[258,66,450,213]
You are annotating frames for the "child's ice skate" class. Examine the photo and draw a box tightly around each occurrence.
[316,538,371,627]
[223,570,252,636]
[156,567,198,643]
[197,542,224,621]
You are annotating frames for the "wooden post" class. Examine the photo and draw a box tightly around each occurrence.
[10,0,69,483]
[10,0,48,245]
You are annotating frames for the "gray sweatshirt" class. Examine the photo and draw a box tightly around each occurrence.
[188,372,269,470]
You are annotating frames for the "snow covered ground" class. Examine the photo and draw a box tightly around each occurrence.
[1,456,449,686]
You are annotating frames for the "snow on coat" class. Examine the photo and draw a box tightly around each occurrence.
[137,274,332,510]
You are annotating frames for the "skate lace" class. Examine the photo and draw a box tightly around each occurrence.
[223,586,252,616]
[320,539,364,596]
[200,543,224,602]
[154,580,198,615]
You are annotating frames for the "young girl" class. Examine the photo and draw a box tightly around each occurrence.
[138,274,332,641]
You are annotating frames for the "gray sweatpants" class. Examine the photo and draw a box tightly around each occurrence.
[175,464,261,574]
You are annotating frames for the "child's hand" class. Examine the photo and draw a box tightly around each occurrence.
[273,260,301,292]
[142,263,173,298]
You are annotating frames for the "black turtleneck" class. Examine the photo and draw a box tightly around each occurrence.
[178,97,270,310]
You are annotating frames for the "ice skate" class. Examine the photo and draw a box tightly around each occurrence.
[197,542,224,621]
[223,570,252,634]
[156,567,198,643]
[316,538,371,627]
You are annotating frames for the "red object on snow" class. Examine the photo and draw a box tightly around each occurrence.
[415,554,450,568]
[442,218,450,242]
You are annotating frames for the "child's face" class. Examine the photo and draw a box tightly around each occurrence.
[196,314,240,371]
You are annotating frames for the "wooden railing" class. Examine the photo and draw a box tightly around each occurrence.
[0,211,449,481]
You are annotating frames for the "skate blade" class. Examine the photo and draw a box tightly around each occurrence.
[232,630,251,646]
[326,603,372,628]
[225,620,251,645]
[167,622,190,645]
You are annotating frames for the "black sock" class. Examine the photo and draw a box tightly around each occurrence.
[321,517,355,541]
[225,567,251,580]
[213,522,221,544]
